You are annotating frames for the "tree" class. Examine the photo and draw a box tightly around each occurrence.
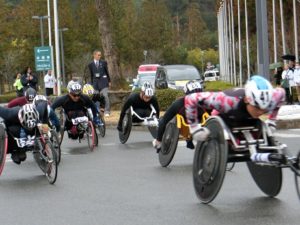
[95,0,124,89]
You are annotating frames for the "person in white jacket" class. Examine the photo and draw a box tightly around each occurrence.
[281,56,295,104]
[44,70,56,96]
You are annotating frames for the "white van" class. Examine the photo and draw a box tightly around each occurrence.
[203,70,220,82]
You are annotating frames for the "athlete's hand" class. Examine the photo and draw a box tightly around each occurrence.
[189,124,210,141]
[265,119,276,133]
[152,139,161,153]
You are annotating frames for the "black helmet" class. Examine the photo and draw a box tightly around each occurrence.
[25,87,37,102]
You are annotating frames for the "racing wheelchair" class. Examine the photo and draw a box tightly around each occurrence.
[158,112,209,167]
[192,116,300,204]
[59,109,98,151]
[118,104,158,144]
[0,118,58,184]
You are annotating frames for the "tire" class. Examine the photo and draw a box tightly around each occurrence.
[119,111,132,144]
[295,151,300,201]
[158,118,179,167]
[226,162,235,171]
[247,136,282,197]
[87,121,96,151]
[43,141,58,184]
[58,109,65,145]
[97,114,106,137]
[50,129,61,165]
[0,124,8,175]
[148,126,158,139]
[34,140,58,184]
[193,117,228,204]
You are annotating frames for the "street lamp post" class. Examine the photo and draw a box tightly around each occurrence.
[201,51,204,74]
[59,28,69,86]
[32,15,50,46]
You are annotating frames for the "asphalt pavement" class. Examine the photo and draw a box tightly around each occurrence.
[0,128,299,225]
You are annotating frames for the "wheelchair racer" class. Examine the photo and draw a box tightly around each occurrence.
[82,83,105,126]
[153,80,204,152]
[51,82,101,139]
[117,82,160,132]
[7,87,37,108]
[184,75,286,163]
[0,104,39,164]
[33,95,61,133]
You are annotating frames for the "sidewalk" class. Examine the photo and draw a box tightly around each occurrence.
[105,105,300,130]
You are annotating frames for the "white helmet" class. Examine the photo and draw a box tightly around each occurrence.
[18,104,39,130]
[144,88,154,97]
[141,81,153,92]
[183,80,203,95]
[245,75,273,110]
[68,82,82,95]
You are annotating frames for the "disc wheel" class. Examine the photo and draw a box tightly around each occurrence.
[119,111,132,144]
[0,124,7,175]
[158,118,179,167]
[247,135,282,197]
[97,114,106,137]
[50,129,61,165]
[295,151,300,201]
[193,117,228,204]
[87,121,96,151]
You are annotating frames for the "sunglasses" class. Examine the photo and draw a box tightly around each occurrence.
[71,93,80,98]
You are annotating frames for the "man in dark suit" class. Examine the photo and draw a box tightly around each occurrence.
[88,50,111,116]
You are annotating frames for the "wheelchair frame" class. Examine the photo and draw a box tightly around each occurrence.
[193,116,300,204]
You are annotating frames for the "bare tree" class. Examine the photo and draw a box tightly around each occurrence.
[95,0,123,89]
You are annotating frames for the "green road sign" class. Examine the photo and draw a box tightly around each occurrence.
[34,46,52,71]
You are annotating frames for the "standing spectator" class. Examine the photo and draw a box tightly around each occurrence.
[293,62,300,104]
[21,66,38,91]
[13,73,24,97]
[88,50,111,117]
[274,66,283,87]
[281,55,295,104]
[44,70,56,96]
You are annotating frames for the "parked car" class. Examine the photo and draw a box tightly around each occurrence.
[154,65,203,90]
[203,70,220,82]
[131,73,156,91]
[138,64,160,74]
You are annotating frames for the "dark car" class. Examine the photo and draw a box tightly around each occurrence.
[154,65,203,90]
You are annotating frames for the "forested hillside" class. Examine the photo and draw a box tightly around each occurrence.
[0,0,218,91]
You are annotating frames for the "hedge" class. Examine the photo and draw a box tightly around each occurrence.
[0,81,235,111]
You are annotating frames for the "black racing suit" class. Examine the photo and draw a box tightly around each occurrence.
[51,94,98,132]
[156,97,207,142]
[117,92,160,130]
[0,106,37,154]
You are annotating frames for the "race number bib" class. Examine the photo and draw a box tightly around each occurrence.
[72,116,88,125]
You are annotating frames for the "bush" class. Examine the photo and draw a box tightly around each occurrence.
[155,89,184,111]
[204,80,235,91]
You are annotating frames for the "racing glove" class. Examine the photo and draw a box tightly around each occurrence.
[152,139,161,153]
[189,124,210,141]
[265,119,277,133]
[93,117,101,126]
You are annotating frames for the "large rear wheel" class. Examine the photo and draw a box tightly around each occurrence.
[44,141,58,184]
[247,135,282,197]
[193,117,228,204]
[119,110,132,144]
[0,124,7,175]
[87,121,96,151]
[158,118,179,167]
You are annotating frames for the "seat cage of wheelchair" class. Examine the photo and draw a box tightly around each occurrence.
[130,104,158,127]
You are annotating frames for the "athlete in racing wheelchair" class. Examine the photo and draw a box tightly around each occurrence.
[117,82,160,144]
[0,104,58,184]
[82,84,106,137]
[51,83,101,151]
[152,80,209,167]
[184,75,300,203]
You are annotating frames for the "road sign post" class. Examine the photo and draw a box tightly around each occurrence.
[34,46,52,71]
